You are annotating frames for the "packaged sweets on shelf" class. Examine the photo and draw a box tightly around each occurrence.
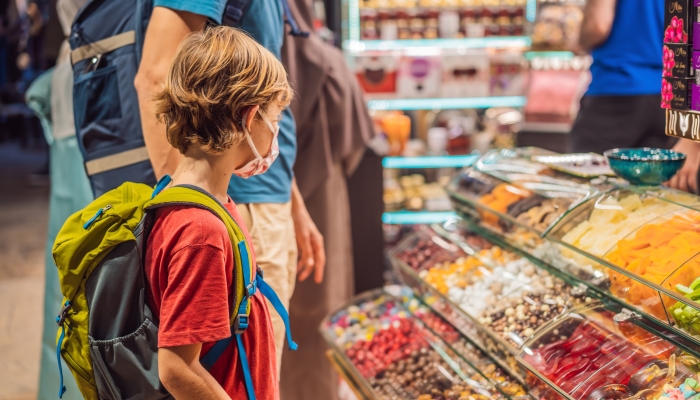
[322,289,528,399]
[521,305,685,399]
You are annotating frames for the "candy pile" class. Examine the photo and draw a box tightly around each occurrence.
[670,277,700,337]
[561,194,682,258]
[657,377,700,400]
[524,318,675,399]
[331,297,506,399]
[411,302,529,397]
[345,318,426,378]
[478,183,530,226]
[368,346,496,400]
[606,212,700,319]
[478,279,590,347]
[513,197,570,232]
[445,255,544,317]
[395,234,461,272]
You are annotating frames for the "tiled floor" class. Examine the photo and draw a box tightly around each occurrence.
[0,143,50,400]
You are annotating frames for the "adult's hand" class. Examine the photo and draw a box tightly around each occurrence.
[666,139,700,194]
[291,179,326,283]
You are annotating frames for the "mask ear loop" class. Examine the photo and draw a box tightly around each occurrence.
[241,108,264,159]
[258,109,280,135]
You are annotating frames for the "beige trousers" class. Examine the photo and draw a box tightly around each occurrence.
[280,163,355,400]
[238,202,298,375]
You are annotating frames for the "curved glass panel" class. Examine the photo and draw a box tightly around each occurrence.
[520,304,690,400]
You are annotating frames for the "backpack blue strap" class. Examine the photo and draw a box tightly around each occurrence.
[256,274,298,350]
[55,300,71,398]
[151,175,172,198]
[56,325,67,398]
[201,241,254,369]
[236,334,256,400]
[279,0,309,38]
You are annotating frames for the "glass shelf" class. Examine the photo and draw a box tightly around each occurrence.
[382,155,479,170]
[367,96,528,111]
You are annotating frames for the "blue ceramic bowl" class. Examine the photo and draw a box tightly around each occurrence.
[604,148,686,186]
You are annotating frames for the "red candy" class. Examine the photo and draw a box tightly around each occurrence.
[524,321,665,398]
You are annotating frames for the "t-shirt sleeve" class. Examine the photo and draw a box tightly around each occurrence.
[153,0,227,24]
[157,243,231,347]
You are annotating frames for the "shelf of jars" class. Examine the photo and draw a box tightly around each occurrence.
[441,148,700,351]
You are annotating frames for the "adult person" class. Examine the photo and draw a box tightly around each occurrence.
[569,0,670,154]
[29,1,92,398]
[279,1,374,398]
[667,139,700,194]
[133,0,325,374]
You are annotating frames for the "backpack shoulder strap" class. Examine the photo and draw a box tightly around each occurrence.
[144,186,254,320]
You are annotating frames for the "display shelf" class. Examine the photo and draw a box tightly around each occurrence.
[382,155,479,169]
[368,96,527,111]
[386,225,595,385]
[382,211,456,225]
[440,149,700,352]
[384,224,700,399]
[344,37,532,53]
[320,288,531,399]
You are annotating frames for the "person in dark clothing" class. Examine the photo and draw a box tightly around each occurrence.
[570,0,669,154]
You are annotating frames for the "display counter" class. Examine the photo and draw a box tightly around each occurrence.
[323,148,700,399]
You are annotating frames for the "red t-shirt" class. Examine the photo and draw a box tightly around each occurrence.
[145,198,278,399]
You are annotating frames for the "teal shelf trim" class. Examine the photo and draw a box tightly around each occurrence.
[368,96,527,111]
[382,211,457,225]
[344,36,531,52]
[382,155,478,169]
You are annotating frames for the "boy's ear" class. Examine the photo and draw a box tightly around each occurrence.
[243,105,260,131]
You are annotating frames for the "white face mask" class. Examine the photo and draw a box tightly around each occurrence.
[233,109,280,179]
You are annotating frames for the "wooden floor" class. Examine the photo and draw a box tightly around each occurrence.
[0,143,50,400]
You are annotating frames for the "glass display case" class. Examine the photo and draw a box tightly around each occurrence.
[519,303,695,400]
[320,288,530,399]
[438,149,700,347]
[327,148,700,399]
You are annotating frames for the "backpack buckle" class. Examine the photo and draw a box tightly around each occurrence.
[246,280,257,298]
[234,313,249,335]
[56,301,71,326]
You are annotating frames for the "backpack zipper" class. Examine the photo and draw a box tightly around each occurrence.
[83,205,112,229]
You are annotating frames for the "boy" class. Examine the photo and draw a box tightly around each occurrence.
[144,26,292,399]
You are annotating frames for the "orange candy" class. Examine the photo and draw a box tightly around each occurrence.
[478,184,530,226]
[606,212,700,319]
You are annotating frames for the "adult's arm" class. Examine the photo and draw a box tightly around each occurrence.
[134,7,208,178]
[291,178,326,283]
[158,343,231,400]
[578,0,616,52]
[667,139,700,194]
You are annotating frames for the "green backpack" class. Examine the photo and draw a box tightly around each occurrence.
[52,176,296,400]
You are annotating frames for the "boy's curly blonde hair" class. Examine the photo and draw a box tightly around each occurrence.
[155,26,293,154]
